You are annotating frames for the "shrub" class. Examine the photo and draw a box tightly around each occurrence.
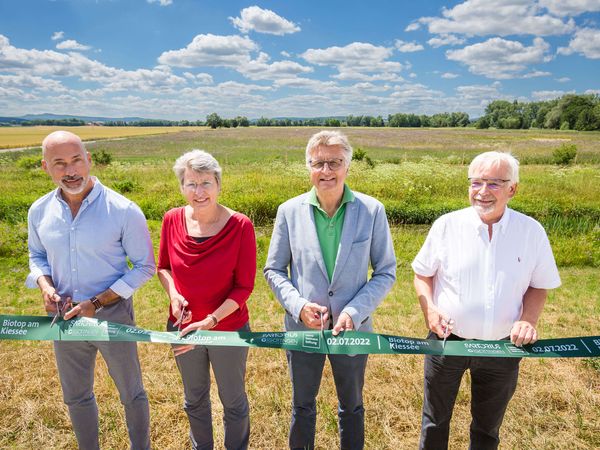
[91,149,113,166]
[16,155,41,170]
[112,180,139,194]
[352,148,367,161]
[552,143,577,165]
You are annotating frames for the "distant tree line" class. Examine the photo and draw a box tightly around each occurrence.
[205,113,250,129]
[21,118,86,126]
[103,119,205,126]
[252,112,471,128]
[475,94,600,131]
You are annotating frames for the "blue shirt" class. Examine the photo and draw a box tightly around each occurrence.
[26,178,155,301]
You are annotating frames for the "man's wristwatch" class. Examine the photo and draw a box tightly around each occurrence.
[90,296,103,312]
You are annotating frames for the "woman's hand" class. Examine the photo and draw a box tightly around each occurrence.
[172,316,217,356]
[171,294,192,327]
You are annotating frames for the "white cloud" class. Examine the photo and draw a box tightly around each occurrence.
[158,34,257,68]
[147,0,173,6]
[540,0,600,16]
[229,6,300,35]
[183,72,214,85]
[405,22,421,32]
[522,70,551,78]
[0,34,185,92]
[557,27,600,59]
[427,34,466,48]
[531,89,570,100]
[280,50,291,57]
[395,40,424,52]
[555,76,571,82]
[409,72,417,78]
[56,39,92,51]
[0,73,66,92]
[51,31,64,41]
[240,53,313,80]
[301,42,404,80]
[446,37,552,79]
[441,72,459,79]
[417,0,575,37]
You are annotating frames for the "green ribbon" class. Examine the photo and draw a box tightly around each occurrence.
[1,315,599,358]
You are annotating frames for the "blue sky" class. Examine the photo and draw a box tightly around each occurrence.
[1,0,599,120]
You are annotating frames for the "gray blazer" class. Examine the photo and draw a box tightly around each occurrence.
[264,190,396,332]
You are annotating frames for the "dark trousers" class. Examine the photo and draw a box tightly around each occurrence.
[420,333,521,450]
[286,350,368,450]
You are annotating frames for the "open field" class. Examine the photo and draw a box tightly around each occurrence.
[0,125,207,149]
[0,127,599,449]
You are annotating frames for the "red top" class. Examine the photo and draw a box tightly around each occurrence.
[158,207,256,331]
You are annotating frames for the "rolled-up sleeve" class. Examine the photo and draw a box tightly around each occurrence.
[109,203,156,298]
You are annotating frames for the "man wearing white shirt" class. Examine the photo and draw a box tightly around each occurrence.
[412,151,561,450]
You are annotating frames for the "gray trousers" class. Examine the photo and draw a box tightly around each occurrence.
[54,298,150,450]
[169,321,250,450]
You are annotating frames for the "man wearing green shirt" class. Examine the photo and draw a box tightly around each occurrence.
[265,130,397,450]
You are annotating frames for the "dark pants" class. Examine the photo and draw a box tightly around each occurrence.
[286,350,368,450]
[420,333,521,450]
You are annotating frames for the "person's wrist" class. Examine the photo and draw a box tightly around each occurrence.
[90,296,103,312]
[206,314,218,329]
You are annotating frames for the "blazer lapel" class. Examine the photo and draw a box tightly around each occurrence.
[331,200,358,285]
[302,201,329,281]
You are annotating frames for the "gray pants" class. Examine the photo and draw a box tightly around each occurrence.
[169,321,250,450]
[54,298,150,450]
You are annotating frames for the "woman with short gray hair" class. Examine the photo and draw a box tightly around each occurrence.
[158,149,256,450]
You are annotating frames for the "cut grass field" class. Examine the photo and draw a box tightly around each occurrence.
[0,125,207,150]
[0,127,598,449]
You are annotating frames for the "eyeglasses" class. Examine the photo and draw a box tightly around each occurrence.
[309,158,345,171]
[468,178,510,191]
[183,181,215,192]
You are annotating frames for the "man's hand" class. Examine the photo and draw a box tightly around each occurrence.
[63,300,95,320]
[332,312,354,336]
[41,287,66,313]
[299,302,329,330]
[427,308,453,339]
[510,320,538,347]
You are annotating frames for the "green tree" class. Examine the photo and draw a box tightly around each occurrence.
[205,113,223,129]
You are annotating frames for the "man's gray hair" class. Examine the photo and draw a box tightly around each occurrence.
[173,149,222,186]
[468,151,519,184]
[305,130,353,168]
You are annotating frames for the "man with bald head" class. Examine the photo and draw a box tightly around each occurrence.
[26,131,155,449]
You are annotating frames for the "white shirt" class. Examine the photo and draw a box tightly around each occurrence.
[412,207,561,340]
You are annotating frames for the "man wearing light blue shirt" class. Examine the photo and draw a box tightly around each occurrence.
[26,130,155,450]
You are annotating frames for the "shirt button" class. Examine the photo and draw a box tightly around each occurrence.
[71,227,75,231]
[328,291,333,297]
[72,269,76,272]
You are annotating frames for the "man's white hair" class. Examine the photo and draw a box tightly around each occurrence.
[468,151,519,184]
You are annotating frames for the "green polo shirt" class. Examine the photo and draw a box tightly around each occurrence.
[307,185,355,281]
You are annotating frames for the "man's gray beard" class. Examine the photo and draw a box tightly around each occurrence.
[472,203,494,216]
[60,176,90,195]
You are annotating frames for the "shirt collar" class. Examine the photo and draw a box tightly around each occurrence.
[469,205,511,234]
[307,184,355,210]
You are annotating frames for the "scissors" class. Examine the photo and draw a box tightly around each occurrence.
[50,298,66,327]
[173,300,188,336]
[442,318,454,350]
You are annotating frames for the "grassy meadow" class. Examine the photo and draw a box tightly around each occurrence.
[0,126,599,449]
